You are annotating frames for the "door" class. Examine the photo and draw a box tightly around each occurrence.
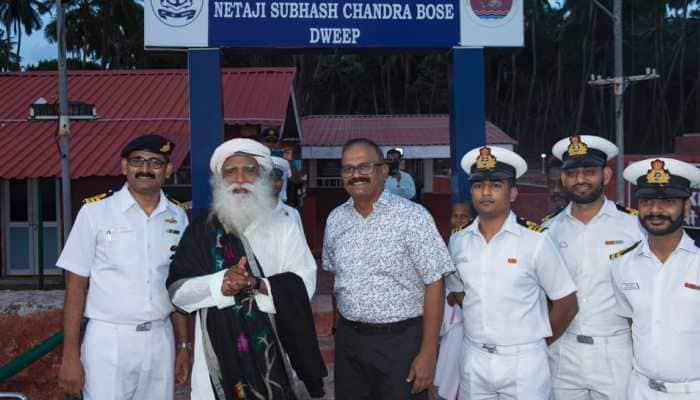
[3,178,62,275]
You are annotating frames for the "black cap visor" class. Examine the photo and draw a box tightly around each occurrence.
[561,148,608,170]
[469,162,516,182]
[634,175,692,199]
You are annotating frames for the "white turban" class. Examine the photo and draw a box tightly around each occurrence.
[271,156,291,173]
[209,138,273,176]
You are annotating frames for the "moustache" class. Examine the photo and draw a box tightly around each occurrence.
[642,214,672,223]
[348,177,371,185]
[229,183,255,194]
[135,172,155,179]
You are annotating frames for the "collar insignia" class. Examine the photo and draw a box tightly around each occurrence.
[567,135,588,157]
[475,147,497,170]
[646,159,671,184]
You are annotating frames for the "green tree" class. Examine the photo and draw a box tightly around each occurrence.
[0,27,18,71]
[0,0,44,67]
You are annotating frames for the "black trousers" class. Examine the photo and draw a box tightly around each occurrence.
[334,317,428,400]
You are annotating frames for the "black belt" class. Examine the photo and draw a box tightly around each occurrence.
[340,315,421,335]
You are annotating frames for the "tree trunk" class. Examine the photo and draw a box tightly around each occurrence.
[14,20,21,68]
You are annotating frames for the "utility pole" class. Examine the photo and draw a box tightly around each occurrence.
[589,0,658,203]
[613,0,624,203]
[57,0,72,241]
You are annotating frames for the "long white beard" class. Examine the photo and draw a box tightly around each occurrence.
[211,174,276,234]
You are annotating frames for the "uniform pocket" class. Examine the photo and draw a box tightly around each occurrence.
[105,226,138,266]
[671,286,700,333]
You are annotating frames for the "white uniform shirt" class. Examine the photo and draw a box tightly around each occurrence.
[170,214,317,400]
[451,212,576,345]
[276,200,304,234]
[612,233,700,383]
[547,199,645,336]
[56,185,188,324]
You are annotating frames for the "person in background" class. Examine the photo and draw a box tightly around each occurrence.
[385,147,417,200]
[272,156,304,233]
[432,202,472,400]
[612,157,700,400]
[57,134,190,400]
[541,157,567,227]
[260,127,302,205]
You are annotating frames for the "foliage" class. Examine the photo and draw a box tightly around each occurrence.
[4,0,700,157]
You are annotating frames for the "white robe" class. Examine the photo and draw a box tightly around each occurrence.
[170,215,317,400]
[434,298,464,400]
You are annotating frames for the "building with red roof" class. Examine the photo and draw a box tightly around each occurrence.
[0,68,301,278]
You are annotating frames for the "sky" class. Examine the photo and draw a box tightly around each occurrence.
[20,15,56,68]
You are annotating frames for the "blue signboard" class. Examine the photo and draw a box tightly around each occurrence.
[145,0,460,48]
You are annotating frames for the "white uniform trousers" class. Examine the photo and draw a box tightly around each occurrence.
[549,331,632,400]
[627,370,700,400]
[81,318,174,400]
[459,338,551,400]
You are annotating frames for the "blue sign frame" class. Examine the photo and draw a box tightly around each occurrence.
[208,0,459,48]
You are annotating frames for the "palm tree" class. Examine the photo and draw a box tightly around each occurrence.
[0,27,18,71]
[0,0,44,67]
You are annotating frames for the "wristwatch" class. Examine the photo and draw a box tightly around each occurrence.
[177,342,193,350]
[253,277,262,291]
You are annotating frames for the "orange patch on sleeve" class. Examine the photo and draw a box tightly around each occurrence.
[507,258,518,264]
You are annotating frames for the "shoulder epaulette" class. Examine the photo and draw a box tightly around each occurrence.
[615,203,639,216]
[167,195,190,211]
[609,240,642,260]
[517,217,547,233]
[82,190,113,204]
[541,206,565,223]
[451,219,474,234]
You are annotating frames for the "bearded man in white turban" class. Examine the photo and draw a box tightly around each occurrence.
[167,138,325,400]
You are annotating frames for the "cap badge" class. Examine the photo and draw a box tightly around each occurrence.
[567,135,589,157]
[160,142,171,153]
[475,147,497,170]
[646,159,671,185]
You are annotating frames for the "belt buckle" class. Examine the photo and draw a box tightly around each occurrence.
[648,379,667,393]
[136,321,152,332]
[482,344,497,354]
[576,335,594,345]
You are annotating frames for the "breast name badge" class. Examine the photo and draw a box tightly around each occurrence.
[621,282,640,290]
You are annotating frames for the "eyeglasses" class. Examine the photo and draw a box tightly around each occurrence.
[127,157,166,169]
[340,162,384,177]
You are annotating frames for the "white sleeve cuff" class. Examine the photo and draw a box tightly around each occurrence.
[254,278,276,314]
[208,269,237,309]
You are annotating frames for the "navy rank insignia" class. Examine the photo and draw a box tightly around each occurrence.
[83,190,113,204]
[615,203,639,216]
[517,217,546,233]
[451,219,474,234]
[609,240,642,260]
[541,207,565,223]
[475,147,497,171]
[567,135,589,157]
[646,159,671,185]
[167,195,190,211]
